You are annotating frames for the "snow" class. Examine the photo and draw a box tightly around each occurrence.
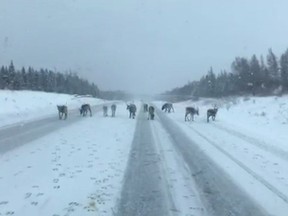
[0,90,135,216]
[155,96,288,215]
[151,120,206,215]
[0,90,105,128]
[0,116,136,215]
[1,90,288,215]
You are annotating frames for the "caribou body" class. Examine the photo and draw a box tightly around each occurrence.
[162,103,174,113]
[103,105,108,117]
[207,107,218,122]
[143,103,148,112]
[148,106,155,120]
[80,104,92,117]
[111,104,117,117]
[185,107,199,121]
[57,105,68,120]
[127,104,137,119]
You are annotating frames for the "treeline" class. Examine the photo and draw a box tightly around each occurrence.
[0,61,100,97]
[166,48,288,98]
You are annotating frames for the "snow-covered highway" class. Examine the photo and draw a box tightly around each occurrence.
[1,91,288,215]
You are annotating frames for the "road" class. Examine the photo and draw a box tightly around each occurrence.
[157,109,269,216]
[1,103,285,215]
[116,107,269,216]
[117,113,173,216]
[0,105,104,154]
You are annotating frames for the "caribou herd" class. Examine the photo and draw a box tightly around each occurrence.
[56,101,218,123]
[56,103,117,120]
[161,102,218,123]
[185,105,218,122]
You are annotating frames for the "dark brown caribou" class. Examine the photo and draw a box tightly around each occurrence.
[207,107,218,122]
[103,105,108,117]
[161,103,174,113]
[143,103,148,112]
[80,104,92,117]
[57,105,68,120]
[111,104,117,117]
[148,106,155,120]
[127,104,137,119]
[185,107,199,121]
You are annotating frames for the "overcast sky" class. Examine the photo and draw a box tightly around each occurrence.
[1,0,288,95]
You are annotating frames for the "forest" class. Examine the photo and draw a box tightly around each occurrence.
[0,61,101,97]
[2,48,288,101]
[165,48,288,99]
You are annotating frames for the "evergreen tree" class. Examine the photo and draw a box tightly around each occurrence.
[8,61,16,89]
[0,62,101,97]
[215,71,229,96]
[280,48,288,92]
[231,57,250,93]
[249,55,261,95]
[206,67,216,97]
[21,67,27,89]
[0,66,8,89]
[13,72,24,90]
[266,48,279,86]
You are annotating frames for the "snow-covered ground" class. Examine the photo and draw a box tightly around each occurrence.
[0,90,136,216]
[156,96,288,215]
[169,95,288,154]
[0,90,105,128]
[0,114,135,216]
[1,90,288,215]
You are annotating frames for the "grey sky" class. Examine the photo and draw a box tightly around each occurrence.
[1,0,288,95]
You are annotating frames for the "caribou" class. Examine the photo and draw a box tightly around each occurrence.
[103,105,108,117]
[162,103,174,113]
[111,104,117,117]
[207,106,218,122]
[80,104,92,117]
[185,107,199,121]
[127,104,137,119]
[148,106,155,120]
[57,105,68,120]
[143,103,148,112]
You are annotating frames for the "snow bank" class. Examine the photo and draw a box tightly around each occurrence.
[0,90,105,128]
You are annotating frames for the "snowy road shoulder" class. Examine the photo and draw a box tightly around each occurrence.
[0,90,107,128]
[0,106,136,216]
[156,99,288,216]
